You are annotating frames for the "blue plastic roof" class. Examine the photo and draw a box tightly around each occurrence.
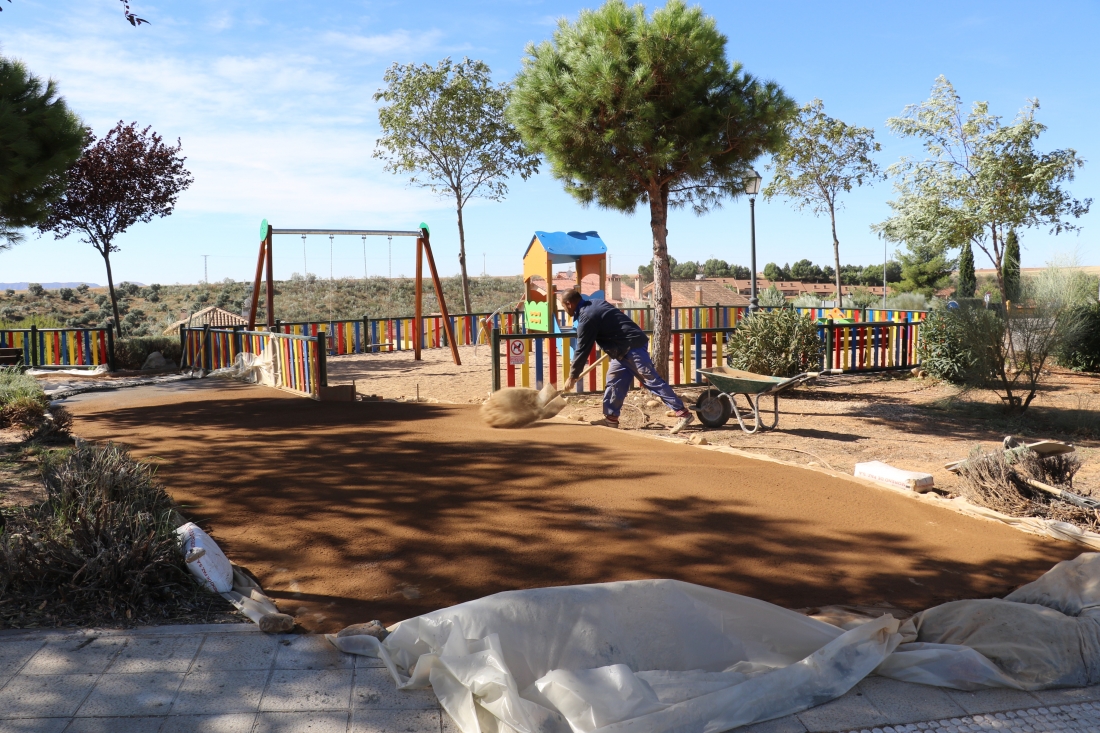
[531,231,607,263]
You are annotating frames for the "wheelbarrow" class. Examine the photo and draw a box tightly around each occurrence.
[692,366,842,434]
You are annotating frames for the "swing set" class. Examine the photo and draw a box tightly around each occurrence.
[247,220,461,365]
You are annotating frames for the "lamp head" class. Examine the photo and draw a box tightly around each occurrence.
[745,169,762,199]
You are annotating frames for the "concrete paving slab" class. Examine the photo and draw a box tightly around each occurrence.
[171,669,270,715]
[0,673,99,717]
[355,654,388,669]
[0,717,70,733]
[943,687,1044,714]
[274,634,355,670]
[20,636,126,675]
[191,633,278,672]
[75,671,184,717]
[0,641,43,675]
[107,634,203,674]
[353,667,440,710]
[352,708,443,733]
[795,688,888,732]
[254,711,351,732]
[260,669,353,712]
[65,716,166,733]
[739,714,809,733]
[855,677,967,723]
[1034,684,1100,705]
[161,713,258,733]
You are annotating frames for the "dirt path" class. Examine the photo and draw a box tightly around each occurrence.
[67,381,1080,633]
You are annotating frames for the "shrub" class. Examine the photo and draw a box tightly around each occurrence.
[726,308,822,377]
[59,287,75,301]
[885,292,930,311]
[113,336,182,370]
[76,283,89,294]
[0,367,49,431]
[917,306,1002,384]
[3,289,13,296]
[756,285,787,307]
[1056,302,1100,372]
[27,283,45,296]
[0,443,222,627]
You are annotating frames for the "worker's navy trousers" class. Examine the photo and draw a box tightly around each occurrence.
[602,347,688,419]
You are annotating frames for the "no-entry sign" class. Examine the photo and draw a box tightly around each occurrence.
[508,339,526,365]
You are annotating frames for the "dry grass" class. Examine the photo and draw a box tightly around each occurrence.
[956,448,1099,531]
[0,443,233,628]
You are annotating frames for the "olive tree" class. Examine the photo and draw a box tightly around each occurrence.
[763,99,881,301]
[508,0,794,378]
[373,58,539,313]
[875,76,1090,303]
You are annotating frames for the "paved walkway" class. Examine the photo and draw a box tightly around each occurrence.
[1,625,1098,733]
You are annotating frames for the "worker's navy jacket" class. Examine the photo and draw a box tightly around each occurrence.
[570,299,649,380]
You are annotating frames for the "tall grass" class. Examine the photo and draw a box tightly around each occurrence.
[0,443,223,627]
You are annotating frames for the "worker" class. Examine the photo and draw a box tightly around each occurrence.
[562,289,693,434]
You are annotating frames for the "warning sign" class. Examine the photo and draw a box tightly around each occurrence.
[508,339,526,365]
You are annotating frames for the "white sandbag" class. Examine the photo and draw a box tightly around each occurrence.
[175,522,233,593]
[854,461,934,492]
[329,579,903,733]
[1004,552,1100,615]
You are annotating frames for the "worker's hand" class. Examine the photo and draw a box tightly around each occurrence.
[564,377,576,391]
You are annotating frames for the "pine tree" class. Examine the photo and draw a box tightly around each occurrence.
[957,241,976,298]
[1002,231,1021,302]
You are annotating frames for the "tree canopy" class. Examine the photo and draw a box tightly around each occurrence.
[875,76,1090,301]
[0,56,84,251]
[39,122,192,336]
[763,99,881,299]
[509,0,794,376]
[373,57,538,313]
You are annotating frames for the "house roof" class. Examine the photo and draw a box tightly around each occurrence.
[163,306,248,335]
[641,280,750,307]
[526,231,607,264]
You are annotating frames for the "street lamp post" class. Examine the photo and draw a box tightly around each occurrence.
[745,169,762,312]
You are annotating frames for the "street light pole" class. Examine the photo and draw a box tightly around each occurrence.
[744,169,762,313]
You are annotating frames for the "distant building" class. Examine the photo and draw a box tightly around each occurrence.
[629,279,750,308]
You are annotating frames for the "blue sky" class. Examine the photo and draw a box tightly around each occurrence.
[0,0,1097,286]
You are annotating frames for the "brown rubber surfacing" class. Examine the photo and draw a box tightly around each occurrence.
[68,381,1078,633]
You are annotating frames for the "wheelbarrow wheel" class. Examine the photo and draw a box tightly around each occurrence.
[695,389,732,428]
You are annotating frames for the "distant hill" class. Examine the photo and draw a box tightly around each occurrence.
[0,282,103,290]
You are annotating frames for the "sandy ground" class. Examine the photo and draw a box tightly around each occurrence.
[65,380,1081,634]
[326,347,1100,495]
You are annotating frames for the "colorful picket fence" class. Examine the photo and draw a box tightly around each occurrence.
[491,319,924,394]
[820,321,921,372]
[180,327,324,398]
[274,311,525,355]
[0,327,112,368]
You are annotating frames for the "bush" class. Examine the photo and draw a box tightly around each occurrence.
[885,292,930,311]
[59,287,75,301]
[916,306,1002,384]
[0,443,222,627]
[726,308,822,377]
[27,283,44,296]
[1056,302,1100,372]
[113,336,182,370]
[756,285,787,307]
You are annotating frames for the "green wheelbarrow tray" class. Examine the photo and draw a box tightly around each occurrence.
[692,366,842,434]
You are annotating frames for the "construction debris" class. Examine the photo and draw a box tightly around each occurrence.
[854,461,935,492]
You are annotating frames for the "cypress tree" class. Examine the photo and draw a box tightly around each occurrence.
[957,241,976,298]
[1002,230,1021,302]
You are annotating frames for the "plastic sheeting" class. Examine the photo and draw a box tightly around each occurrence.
[330,580,903,733]
[208,351,275,387]
[328,556,1100,732]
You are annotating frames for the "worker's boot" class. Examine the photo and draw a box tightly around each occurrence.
[590,416,620,429]
[669,411,694,435]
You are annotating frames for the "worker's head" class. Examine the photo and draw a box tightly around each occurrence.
[561,288,583,317]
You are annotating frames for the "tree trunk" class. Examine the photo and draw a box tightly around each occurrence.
[455,196,473,314]
[102,248,122,338]
[648,187,672,381]
[830,203,842,305]
[990,226,1006,304]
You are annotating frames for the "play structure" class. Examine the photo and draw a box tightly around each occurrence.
[522,230,607,332]
[247,220,460,365]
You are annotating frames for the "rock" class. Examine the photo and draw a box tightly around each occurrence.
[665,410,678,417]
[258,613,295,634]
[337,620,390,640]
[918,370,928,378]
[141,351,168,370]
[646,400,661,408]
[687,436,709,446]
[911,367,921,377]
